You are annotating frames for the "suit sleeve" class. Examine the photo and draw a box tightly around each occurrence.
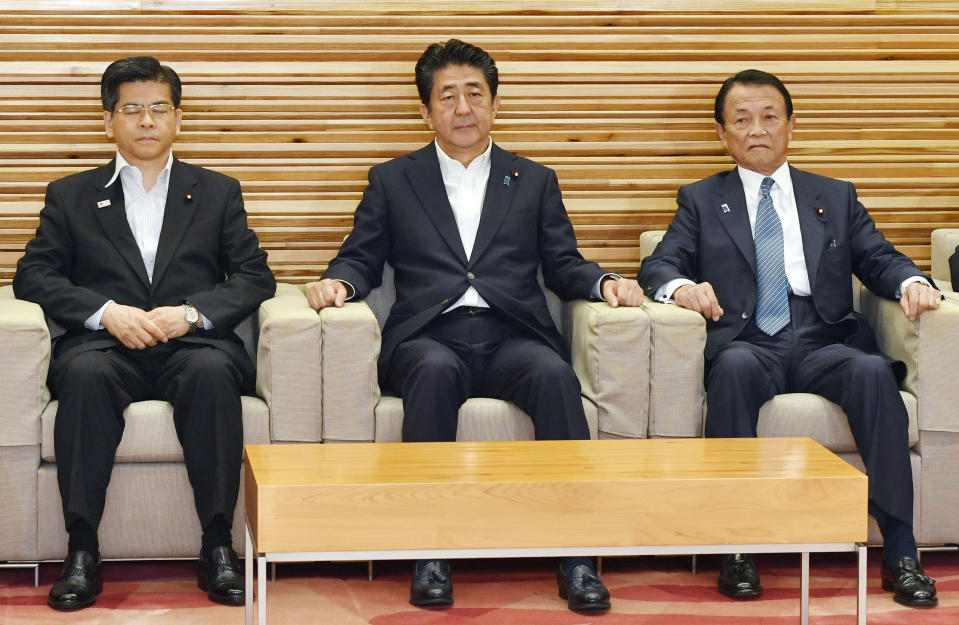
[13,181,111,330]
[322,166,391,300]
[536,168,606,300]
[844,182,929,299]
[185,178,276,337]
[950,244,959,291]
[636,184,701,294]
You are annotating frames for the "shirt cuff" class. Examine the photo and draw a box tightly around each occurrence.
[896,276,932,299]
[593,273,621,300]
[654,278,696,303]
[85,300,112,330]
[336,279,357,301]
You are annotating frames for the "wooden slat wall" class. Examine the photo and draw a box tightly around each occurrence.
[1,4,957,285]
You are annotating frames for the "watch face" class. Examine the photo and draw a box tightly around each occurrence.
[185,306,199,323]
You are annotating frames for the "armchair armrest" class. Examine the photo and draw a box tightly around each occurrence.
[0,285,49,447]
[931,228,959,290]
[859,285,959,433]
[567,300,649,438]
[642,298,706,438]
[319,301,380,442]
[256,283,322,442]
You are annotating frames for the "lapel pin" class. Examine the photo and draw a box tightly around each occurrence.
[503,176,510,186]
[97,199,111,208]
[512,170,519,178]
[816,207,824,216]
[185,194,193,201]
[721,203,730,214]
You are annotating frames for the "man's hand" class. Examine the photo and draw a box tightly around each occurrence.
[307,278,348,311]
[674,282,724,321]
[146,306,190,340]
[101,302,167,350]
[899,281,941,321]
[602,277,644,308]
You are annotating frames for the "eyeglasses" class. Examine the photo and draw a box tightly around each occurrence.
[114,103,176,119]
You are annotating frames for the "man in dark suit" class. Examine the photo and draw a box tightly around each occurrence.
[637,69,941,608]
[307,39,643,612]
[13,57,275,611]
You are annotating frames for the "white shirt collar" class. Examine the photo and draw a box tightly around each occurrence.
[737,161,793,200]
[105,150,174,188]
[434,138,493,179]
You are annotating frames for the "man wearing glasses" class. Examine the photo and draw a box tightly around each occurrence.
[13,56,275,611]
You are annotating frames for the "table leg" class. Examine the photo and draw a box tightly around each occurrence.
[258,554,267,625]
[857,544,867,625]
[245,523,253,625]
[800,551,810,625]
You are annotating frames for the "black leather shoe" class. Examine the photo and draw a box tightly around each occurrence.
[881,556,937,608]
[557,563,611,612]
[718,553,762,599]
[47,550,103,611]
[197,546,245,606]
[409,559,453,608]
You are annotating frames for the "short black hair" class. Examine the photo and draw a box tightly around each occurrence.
[101,56,181,112]
[714,69,793,126]
[415,39,498,109]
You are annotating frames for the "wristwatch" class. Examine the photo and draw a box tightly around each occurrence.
[182,302,200,334]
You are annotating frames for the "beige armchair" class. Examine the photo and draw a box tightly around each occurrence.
[319,265,653,443]
[0,282,320,562]
[639,230,959,544]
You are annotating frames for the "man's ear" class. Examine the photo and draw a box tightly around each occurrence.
[492,93,501,116]
[715,121,726,148]
[419,102,433,130]
[103,110,114,141]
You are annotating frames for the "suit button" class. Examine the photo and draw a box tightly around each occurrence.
[466,272,476,281]
[741,312,750,319]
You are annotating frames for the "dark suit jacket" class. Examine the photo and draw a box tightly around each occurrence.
[637,166,930,365]
[324,142,606,383]
[13,158,276,386]
[950,244,959,291]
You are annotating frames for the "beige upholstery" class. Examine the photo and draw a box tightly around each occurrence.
[931,228,958,295]
[639,229,959,544]
[0,282,321,561]
[320,269,650,443]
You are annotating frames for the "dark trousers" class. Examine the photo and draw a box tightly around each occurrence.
[51,342,245,532]
[387,307,590,442]
[705,295,914,526]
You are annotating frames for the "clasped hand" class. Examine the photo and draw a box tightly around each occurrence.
[100,302,190,350]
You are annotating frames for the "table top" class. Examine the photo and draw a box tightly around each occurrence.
[245,437,864,486]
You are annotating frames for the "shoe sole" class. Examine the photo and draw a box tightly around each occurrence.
[558,590,611,612]
[882,580,938,608]
[47,596,97,611]
[409,597,453,609]
[198,575,246,605]
[717,586,763,600]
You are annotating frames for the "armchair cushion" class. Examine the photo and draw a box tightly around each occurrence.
[41,397,269,463]
[0,284,49,447]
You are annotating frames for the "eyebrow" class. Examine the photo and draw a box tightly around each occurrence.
[439,80,485,91]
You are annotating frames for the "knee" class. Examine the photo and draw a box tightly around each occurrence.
[55,351,117,391]
[526,359,580,392]
[708,346,765,387]
[405,349,464,386]
[178,348,241,389]
[847,354,898,390]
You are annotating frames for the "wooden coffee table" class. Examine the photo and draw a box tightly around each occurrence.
[243,437,868,625]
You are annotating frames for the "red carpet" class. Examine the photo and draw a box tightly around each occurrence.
[1,550,957,624]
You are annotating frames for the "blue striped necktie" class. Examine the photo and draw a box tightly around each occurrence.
[753,177,791,335]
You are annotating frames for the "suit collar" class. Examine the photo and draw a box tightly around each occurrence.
[469,143,519,265]
[151,158,200,289]
[790,166,828,291]
[406,143,469,264]
[91,160,151,288]
[714,168,756,274]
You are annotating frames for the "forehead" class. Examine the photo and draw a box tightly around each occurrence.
[723,83,787,117]
[115,80,173,104]
[430,64,489,94]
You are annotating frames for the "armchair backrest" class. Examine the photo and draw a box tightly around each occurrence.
[931,228,959,290]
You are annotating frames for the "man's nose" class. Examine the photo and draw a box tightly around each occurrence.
[455,94,471,114]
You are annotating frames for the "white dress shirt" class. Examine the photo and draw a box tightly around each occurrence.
[85,151,211,330]
[437,138,493,312]
[654,161,926,302]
